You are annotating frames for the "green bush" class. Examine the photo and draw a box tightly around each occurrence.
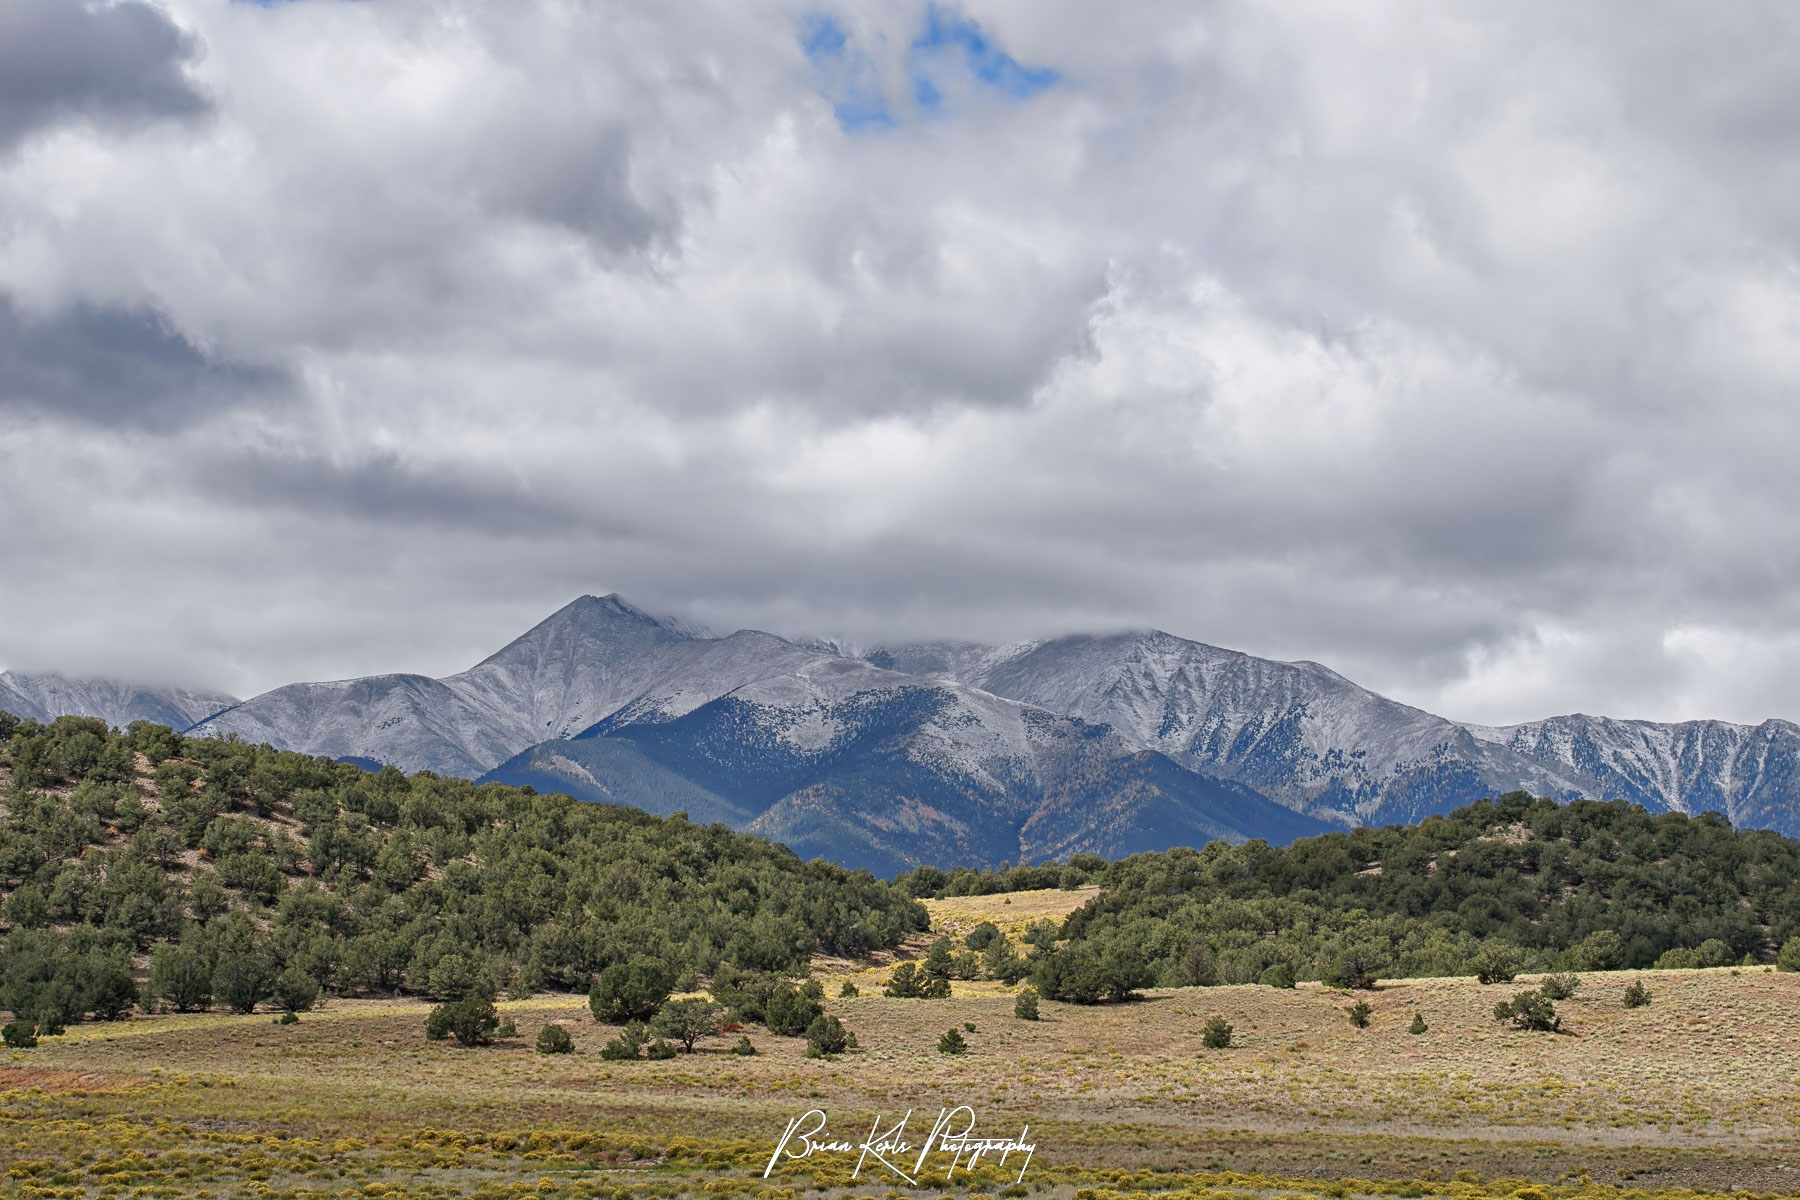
[804,1014,850,1057]
[1563,929,1624,971]
[147,944,212,1013]
[1344,1000,1372,1028]
[1623,981,1652,1008]
[1469,941,1525,985]
[1493,990,1559,1031]
[838,981,859,997]
[1257,962,1296,989]
[425,996,499,1046]
[731,1034,757,1056]
[1013,987,1039,1020]
[272,966,320,1015]
[1539,973,1581,1001]
[599,1019,650,1060]
[965,922,1001,952]
[589,957,672,1024]
[1778,938,1800,972]
[651,997,721,1052]
[535,1023,574,1054]
[884,962,950,999]
[213,953,274,1015]
[1201,1016,1232,1049]
[1408,1013,1427,1035]
[2,1019,38,1049]
[765,981,824,1035]
[644,1038,677,1060]
[937,1027,968,1055]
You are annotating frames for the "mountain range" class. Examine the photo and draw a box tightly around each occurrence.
[8,595,1799,872]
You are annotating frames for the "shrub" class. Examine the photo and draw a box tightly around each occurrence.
[1563,929,1624,972]
[937,1027,968,1055]
[426,996,500,1046]
[731,1034,757,1056]
[1179,943,1219,987]
[1344,1000,1372,1028]
[278,1011,298,1025]
[1257,962,1296,989]
[1325,945,1385,991]
[272,967,320,1015]
[1409,1013,1428,1035]
[214,953,274,1015]
[838,981,860,997]
[1778,937,1800,972]
[599,1019,650,1060]
[1469,941,1525,985]
[1201,1016,1233,1049]
[1013,988,1040,1020]
[589,957,672,1024]
[1539,973,1581,1001]
[966,922,1002,952]
[1623,981,1652,1008]
[495,1016,517,1038]
[804,1014,850,1057]
[536,1023,574,1054]
[765,982,825,1035]
[147,944,212,1013]
[645,1038,678,1060]
[885,962,951,999]
[1694,938,1735,968]
[1654,947,1696,969]
[1493,990,1560,1032]
[651,998,721,1052]
[2,1019,38,1049]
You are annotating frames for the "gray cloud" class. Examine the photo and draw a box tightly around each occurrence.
[0,296,290,430]
[0,0,209,153]
[3,0,1800,729]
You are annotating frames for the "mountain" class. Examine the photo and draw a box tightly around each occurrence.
[862,632,1800,834]
[483,652,1329,875]
[0,670,236,732]
[30,595,1800,870]
[859,632,1586,827]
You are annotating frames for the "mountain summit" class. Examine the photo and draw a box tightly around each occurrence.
[24,595,1797,871]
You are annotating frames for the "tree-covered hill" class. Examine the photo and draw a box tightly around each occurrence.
[1032,792,1800,992]
[0,711,926,1028]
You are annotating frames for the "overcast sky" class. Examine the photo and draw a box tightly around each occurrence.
[3,0,1799,726]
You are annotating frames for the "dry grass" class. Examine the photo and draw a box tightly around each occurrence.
[7,965,1800,1200]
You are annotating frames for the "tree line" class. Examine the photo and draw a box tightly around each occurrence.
[0,712,927,1031]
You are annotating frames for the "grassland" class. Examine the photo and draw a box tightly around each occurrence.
[8,888,1800,1200]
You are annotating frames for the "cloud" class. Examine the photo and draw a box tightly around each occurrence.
[0,0,210,153]
[4,0,1800,729]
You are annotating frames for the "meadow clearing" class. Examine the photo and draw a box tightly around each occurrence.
[7,890,1800,1200]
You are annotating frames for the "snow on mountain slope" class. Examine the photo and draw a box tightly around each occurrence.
[1468,712,1800,831]
[867,631,1588,825]
[0,670,237,732]
[188,595,795,774]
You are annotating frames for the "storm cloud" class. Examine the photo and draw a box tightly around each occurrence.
[4,0,1800,729]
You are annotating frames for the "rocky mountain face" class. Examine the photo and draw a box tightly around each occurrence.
[20,595,1798,871]
[0,670,236,732]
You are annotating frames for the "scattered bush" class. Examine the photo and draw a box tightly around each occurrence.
[1493,990,1560,1032]
[885,962,951,999]
[1563,929,1624,972]
[937,1027,968,1055]
[1539,973,1581,1001]
[1777,937,1800,972]
[589,957,672,1024]
[1324,946,1385,991]
[1201,1016,1233,1049]
[2,1019,38,1048]
[804,1014,850,1057]
[147,944,212,1013]
[425,996,499,1046]
[272,966,320,1015]
[536,1023,574,1054]
[765,981,825,1035]
[1258,962,1296,989]
[965,922,1001,952]
[599,1019,650,1060]
[838,981,859,997]
[1409,1013,1428,1035]
[1470,941,1525,985]
[1344,1000,1372,1028]
[1623,981,1652,1008]
[651,998,721,1052]
[644,1038,677,1060]
[1013,988,1039,1020]
[731,1034,757,1056]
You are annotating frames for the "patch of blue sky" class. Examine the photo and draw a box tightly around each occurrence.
[799,13,895,131]
[799,6,1058,133]
[909,5,1059,112]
